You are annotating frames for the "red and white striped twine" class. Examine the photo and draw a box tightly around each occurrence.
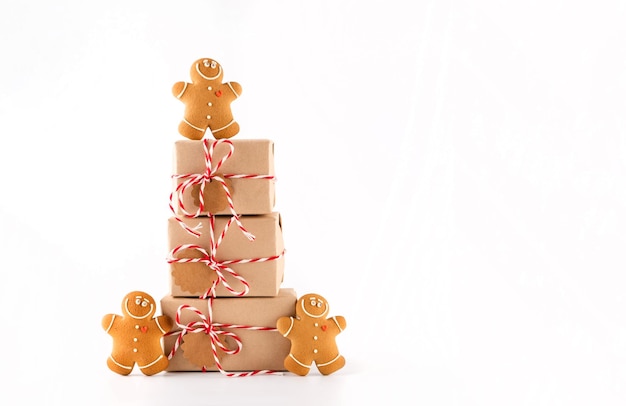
[167,215,285,298]
[169,138,275,239]
[166,301,282,377]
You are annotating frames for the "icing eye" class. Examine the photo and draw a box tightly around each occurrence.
[210,61,217,69]
[310,300,316,307]
[141,300,148,307]
[203,59,210,67]
[317,302,322,308]
[135,298,141,305]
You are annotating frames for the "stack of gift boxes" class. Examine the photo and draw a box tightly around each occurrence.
[102,57,346,377]
[159,133,297,372]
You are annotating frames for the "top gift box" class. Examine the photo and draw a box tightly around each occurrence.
[171,138,276,216]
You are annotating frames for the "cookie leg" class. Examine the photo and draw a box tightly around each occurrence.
[138,355,169,376]
[107,355,134,376]
[211,120,239,139]
[284,354,311,376]
[179,120,206,140]
[316,354,345,376]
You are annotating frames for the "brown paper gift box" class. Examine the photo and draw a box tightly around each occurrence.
[168,213,285,297]
[172,138,275,216]
[161,288,297,372]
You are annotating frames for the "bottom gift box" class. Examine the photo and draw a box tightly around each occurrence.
[161,288,297,372]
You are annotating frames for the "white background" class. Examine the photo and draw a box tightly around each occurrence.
[0,0,625,404]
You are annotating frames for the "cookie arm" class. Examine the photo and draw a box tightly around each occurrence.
[102,314,116,333]
[154,315,174,334]
[331,316,346,332]
[225,81,242,98]
[276,316,295,337]
[172,81,189,99]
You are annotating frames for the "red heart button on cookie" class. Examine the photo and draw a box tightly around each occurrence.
[140,326,148,333]
[215,90,222,97]
[321,325,327,331]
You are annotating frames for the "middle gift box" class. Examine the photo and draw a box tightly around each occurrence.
[167,212,285,298]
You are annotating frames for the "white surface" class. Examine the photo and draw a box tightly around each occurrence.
[0,0,625,404]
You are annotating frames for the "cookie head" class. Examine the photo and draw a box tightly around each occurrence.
[122,291,156,320]
[296,293,329,319]
[191,58,223,83]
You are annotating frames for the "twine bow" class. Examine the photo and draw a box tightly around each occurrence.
[167,300,281,377]
[169,138,275,239]
[167,215,285,298]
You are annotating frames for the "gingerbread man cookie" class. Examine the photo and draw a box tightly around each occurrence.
[276,293,346,376]
[172,58,242,140]
[102,291,173,376]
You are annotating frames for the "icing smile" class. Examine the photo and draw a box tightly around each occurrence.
[124,298,154,319]
[196,62,222,81]
[301,297,328,318]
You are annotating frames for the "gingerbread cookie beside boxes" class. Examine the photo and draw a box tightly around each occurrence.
[277,293,347,376]
[102,291,173,376]
[102,57,347,376]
